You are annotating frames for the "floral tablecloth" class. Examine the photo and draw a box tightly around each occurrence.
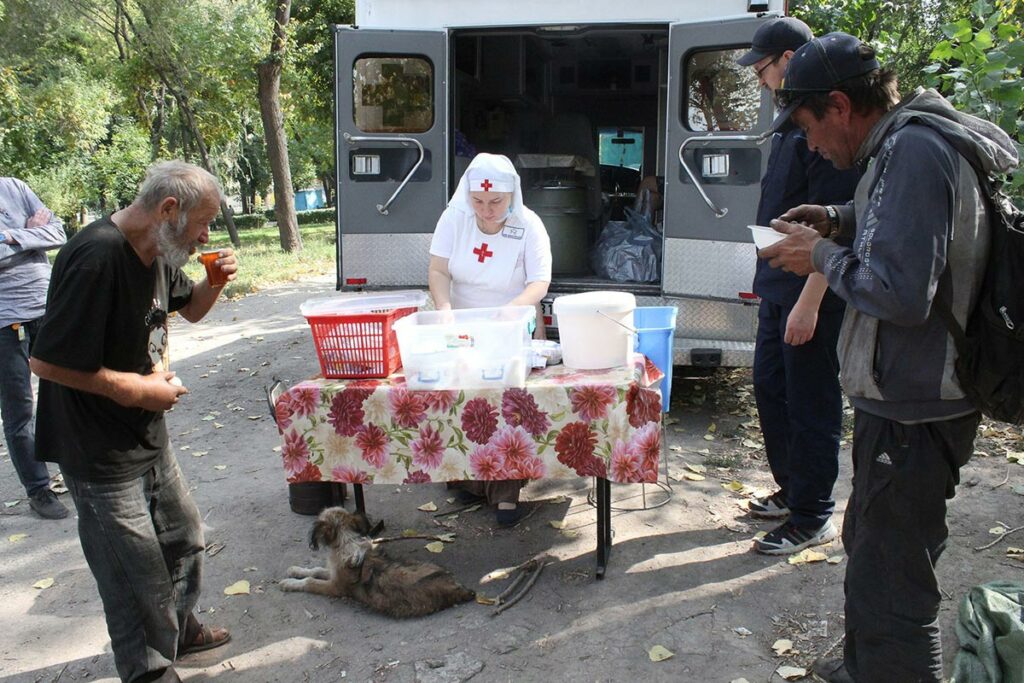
[276,354,664,486]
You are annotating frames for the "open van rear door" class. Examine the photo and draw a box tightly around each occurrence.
[662,17,773,300]
[334,26,448,289]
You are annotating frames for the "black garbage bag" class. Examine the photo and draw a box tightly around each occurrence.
[591,207,662,282]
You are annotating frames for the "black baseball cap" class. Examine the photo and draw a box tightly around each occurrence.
[737,17,813,67]
[772,32,882,128]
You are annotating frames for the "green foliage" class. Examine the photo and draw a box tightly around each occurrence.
[925,0,1024,192]
[296,208,335,225]
[92,121,153,209]
[214,212,267,231]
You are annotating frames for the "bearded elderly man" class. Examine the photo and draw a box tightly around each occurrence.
[30,161,236,683]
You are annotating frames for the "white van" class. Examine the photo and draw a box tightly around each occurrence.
[333,0,786,367]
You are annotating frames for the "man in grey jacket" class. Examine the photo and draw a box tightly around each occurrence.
[758,33,1018,683]
[0,177,69,519]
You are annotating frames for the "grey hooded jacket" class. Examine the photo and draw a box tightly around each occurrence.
[810,88,1018,423]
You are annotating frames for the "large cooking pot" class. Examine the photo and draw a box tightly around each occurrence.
[523,185,588,276]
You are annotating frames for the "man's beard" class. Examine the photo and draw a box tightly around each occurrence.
[156,213,199,268]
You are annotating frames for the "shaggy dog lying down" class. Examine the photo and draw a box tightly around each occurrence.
[280,507,476,618]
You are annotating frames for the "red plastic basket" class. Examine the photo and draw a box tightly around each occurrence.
[305,306,416,379]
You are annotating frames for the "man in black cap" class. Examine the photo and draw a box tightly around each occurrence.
[737,18,860,557]
[759,32,1018,682]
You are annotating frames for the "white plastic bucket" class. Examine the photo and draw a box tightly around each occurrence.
[553,291,636,369]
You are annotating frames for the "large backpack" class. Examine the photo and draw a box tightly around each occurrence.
[936,170,1024,425]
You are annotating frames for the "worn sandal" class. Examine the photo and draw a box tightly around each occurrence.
[178,623,231,657]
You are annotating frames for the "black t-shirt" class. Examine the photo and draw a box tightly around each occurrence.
[33,217,194,482]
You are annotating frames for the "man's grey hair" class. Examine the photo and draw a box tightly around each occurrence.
[135,161,223,214]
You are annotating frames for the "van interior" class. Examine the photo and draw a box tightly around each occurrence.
[451,26,669,294]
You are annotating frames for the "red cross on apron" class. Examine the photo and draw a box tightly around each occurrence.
[473,243,494,263]
[479,178,493,191]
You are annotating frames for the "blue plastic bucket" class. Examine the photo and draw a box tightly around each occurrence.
[634,306,678,412]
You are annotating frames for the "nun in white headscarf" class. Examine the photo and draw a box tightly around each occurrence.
[428,153,551,314]
[427,153,551,526]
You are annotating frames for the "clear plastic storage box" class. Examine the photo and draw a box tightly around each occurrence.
[393,305,536,390]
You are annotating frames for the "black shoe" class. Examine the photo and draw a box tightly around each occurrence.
[748,490,790,519]
[29,489,69,520]
[495,506,523,526]
[753,519,838,555]
[811,658,854,683]
[455,489,486,504]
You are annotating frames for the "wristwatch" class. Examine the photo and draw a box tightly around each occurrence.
[824,205,841,239]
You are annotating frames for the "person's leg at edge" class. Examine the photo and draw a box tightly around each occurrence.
[842,410,979,682]
[147,447,207,654]
[777,306,843,529]
[752,300,790,502]
[0,321,55,497]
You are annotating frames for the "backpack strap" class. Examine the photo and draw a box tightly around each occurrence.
[934,267,969,358]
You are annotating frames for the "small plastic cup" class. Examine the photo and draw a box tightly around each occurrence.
[199,250,228,288]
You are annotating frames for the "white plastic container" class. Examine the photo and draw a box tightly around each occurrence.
[299,290,427,317]
[393,306,535,389]
[553,291,636,369]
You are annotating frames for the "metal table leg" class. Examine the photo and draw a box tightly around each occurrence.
[354,483,366,515]
[595,477,611,579]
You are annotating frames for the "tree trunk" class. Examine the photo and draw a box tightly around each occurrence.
[258,0,301,252]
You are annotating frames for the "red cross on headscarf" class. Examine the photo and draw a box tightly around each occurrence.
[473,243,494,263]
[479,178,493,192]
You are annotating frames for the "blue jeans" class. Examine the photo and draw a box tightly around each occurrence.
[0,319,52,496]
[753,300,844,528]
[63,447,205,683]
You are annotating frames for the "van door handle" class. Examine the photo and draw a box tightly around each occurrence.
[343,133,426,215]
[677,132,771,218]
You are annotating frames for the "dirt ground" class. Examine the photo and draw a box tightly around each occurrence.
[2,275,1022,683]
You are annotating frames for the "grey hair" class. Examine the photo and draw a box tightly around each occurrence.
[135,160,223,214]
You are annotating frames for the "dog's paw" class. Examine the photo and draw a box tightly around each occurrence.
[286,566,310,578]
[279,577,305,592]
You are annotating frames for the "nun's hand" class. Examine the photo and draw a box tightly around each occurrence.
[757,221,820,276]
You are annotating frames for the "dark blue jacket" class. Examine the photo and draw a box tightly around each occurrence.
[754,122,861,310]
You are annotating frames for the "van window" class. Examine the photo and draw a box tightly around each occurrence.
[353,56,433,133]
[598,128,644,171]
[684,48,759,132]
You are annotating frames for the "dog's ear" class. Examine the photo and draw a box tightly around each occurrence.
[352,511,374,536]
[310,518,337,550]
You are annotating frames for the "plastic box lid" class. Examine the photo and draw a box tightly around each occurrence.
[300,290,427,317]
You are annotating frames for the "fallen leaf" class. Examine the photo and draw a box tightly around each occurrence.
[754,531,767,539]
[475,594,497,606]
[9,533,28,543]
[742,439,761,449]
[647,645,674,662]
[247,415,262,421]
[192,450,209,458]
[707,423,717,433]
[243,566,258,572]
[772,638,794,656]
[179,445,191,451]
[1011,485,1024,496]
[437,533,456,542]
[549,520,567,529]
[480,568,511,583]
[989,526,1007,535]
[272,446,281,452]
[424,541,444,553]
[664,417,678,425]
[685,463,707,474]
[213,422,224,429]
[703,434,716,441]
[206,542,226,557]
[827,555,844,565]
[1007,547,1024,555]
[224,580,250,595]
[213,465,227,471]
[402,529,420,537]
[201,414,217,421]
[722,480,745,492]
[733,626,752,637]
[561,529,580,538]
[788,548,828,565]
[549,495,568,505]
[4,500,20,508]
[1007,451,1024,464]
[730,679,751,683]
[34,578,55,589]
[417,502,437,512]
[669,445,684,453]
[778,665,807,680]
[446,497,456,504]
[696,448,710,454]
[684,472,706,482]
